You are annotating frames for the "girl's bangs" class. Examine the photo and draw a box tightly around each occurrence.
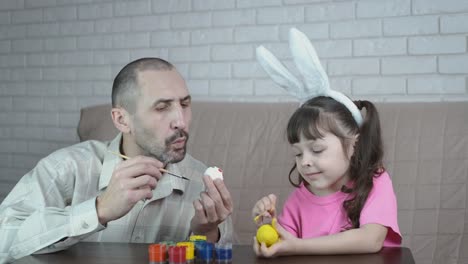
[287,107,328,143]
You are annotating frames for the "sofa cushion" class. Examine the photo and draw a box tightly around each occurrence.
[78,101,468,264]
[78,104,118,142]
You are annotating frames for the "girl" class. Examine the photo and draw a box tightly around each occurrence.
[252,96,401,257]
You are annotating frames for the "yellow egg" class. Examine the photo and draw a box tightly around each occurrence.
[256,224,279,247]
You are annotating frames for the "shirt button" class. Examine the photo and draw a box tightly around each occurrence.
[82,221,89,229]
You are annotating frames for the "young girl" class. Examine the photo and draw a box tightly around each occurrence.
[252,96,401,257]
[252,28,401,257]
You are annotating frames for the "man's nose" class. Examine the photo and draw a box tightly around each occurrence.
[170,106,186,130]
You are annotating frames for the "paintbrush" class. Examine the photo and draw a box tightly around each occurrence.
[108,150,189,181]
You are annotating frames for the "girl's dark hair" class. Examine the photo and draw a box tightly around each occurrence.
[286,96,384,228]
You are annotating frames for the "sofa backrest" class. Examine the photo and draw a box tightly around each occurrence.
[78,101,468,263]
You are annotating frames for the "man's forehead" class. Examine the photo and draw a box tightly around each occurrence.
[136,68,179,84]
[150,94,191,104]
[136,74,188,106]
[137,69,188,93]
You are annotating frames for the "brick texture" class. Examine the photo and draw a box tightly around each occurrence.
[0,3,467,261]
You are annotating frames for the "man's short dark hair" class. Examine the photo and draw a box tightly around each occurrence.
[112,57,174,113]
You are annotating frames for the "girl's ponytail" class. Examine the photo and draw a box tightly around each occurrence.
[354,100,384,172]
[343,100,384,228]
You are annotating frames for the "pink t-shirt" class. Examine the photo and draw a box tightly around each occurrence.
[278,171,401,247]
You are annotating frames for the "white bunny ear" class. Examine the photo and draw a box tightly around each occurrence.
[256,46,304,100]
[256,28,363,126]
[289,28,330,95]
[289,28,363,126]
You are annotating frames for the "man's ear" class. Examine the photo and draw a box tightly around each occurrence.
[111,107,131,134]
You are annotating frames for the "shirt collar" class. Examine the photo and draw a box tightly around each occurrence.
[99,133,188,195]
[99,133,123,190]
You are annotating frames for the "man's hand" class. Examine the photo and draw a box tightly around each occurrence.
[96,156,163,225]
[190,175,233,242]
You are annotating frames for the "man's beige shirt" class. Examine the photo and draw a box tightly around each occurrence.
[0,134,233,263]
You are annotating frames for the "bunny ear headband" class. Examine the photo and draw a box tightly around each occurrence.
[256,27,363,126]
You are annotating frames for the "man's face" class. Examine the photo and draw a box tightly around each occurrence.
[130,69,192,164]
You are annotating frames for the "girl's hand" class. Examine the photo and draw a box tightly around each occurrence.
[253,220,298,258]
[252,194,277,226]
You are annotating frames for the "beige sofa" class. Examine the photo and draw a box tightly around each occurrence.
[78,101,468,264]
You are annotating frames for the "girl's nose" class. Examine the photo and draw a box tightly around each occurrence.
[300,153,313,167]
[301,160,312,167]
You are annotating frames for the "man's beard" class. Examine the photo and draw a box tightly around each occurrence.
[135,128,189,164]
[162,129,189,163]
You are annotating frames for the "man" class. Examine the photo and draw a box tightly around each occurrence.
[0,58,234,263]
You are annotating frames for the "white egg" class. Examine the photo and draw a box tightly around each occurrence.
[204,166,224,180]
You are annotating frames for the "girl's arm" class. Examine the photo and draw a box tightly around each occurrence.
[291,223,388,254]
[254,223,388,257]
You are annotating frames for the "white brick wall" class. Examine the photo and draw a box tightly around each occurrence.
[0,0,467,232]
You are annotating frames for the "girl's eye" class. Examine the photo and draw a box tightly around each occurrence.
[312,150,324,154]
[295,153,302,157]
